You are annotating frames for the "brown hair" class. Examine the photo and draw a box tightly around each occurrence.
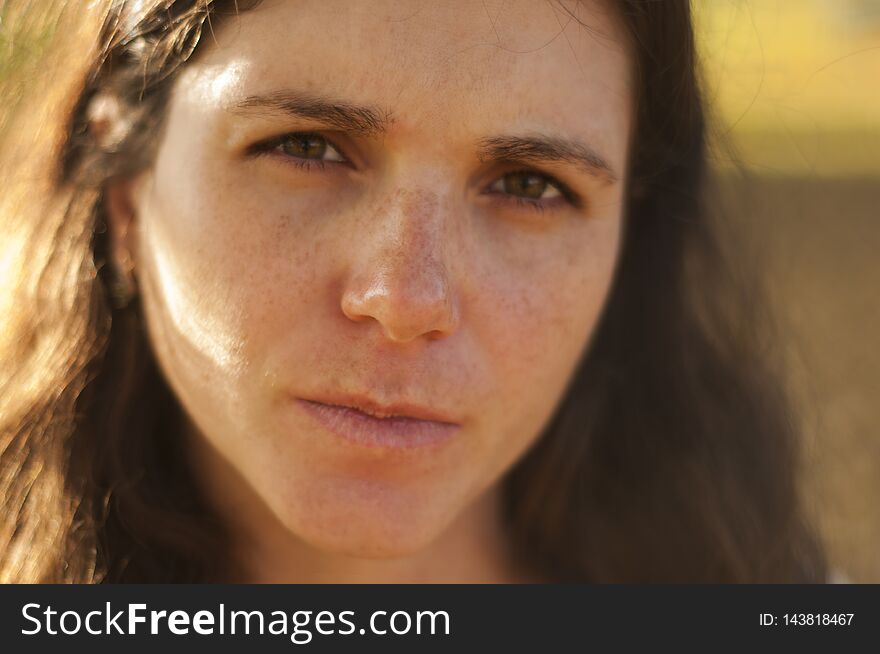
[0,0,827,582]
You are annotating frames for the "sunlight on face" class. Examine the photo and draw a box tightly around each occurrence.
[132,0,632,557]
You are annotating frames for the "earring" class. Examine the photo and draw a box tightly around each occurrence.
[110,249,137,309]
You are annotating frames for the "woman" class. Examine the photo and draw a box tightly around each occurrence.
[0,0,827,583]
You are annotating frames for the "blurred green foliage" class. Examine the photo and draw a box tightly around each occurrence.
[0,2,63,132]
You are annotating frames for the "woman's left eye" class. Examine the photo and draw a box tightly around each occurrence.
[275,132,346,163]
[487,171,568,205]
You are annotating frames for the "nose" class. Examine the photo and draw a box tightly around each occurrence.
[340,189,461,343]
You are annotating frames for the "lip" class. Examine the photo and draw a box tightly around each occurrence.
[294,393,462,450]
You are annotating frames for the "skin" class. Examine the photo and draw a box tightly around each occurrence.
[106,0,632,582]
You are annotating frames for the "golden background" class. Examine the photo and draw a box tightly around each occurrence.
[698,0,879,582]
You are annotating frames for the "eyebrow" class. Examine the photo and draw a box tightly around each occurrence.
[230,90,393,136]
[231,90,617,183]
[477,135,618,184]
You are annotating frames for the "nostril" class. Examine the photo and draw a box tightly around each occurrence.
[339,264,459,343]
[339,188,461,341]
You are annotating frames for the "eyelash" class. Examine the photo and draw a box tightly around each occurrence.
[487,170,582,213]
[284,158,332,172]
[249,132,350,168]
[250,132,583,211]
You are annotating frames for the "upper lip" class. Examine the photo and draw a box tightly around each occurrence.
[297,391,461,425]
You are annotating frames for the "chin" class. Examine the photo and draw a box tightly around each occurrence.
[269,474,461,559]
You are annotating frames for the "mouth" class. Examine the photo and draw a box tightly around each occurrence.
[294,394,462,450]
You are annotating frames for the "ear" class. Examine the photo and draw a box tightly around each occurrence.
[103,176,146,274]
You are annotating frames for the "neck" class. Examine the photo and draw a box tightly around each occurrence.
[188,428,535,584]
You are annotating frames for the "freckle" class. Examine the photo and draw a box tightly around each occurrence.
[270,214,293,251]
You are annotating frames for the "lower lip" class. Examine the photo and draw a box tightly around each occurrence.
[295,399,461,450]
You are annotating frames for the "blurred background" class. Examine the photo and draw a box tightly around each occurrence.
[696,0,879,582]
[1,0,878,581]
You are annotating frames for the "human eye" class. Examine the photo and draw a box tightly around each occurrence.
[249,131,349,171]
[485,170,582,212]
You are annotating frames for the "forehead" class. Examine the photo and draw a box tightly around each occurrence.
[185,0,632,162]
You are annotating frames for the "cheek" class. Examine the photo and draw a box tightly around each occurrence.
[139,146,334,364]
[477,215,621,436]
[134,158,291,428]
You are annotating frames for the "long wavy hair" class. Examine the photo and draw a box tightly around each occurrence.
[0,0,827,582]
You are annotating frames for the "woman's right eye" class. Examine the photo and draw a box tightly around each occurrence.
[246,131,352,172]
[276,132,347,163]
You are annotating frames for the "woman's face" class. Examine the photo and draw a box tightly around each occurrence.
[120,0,632,557]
